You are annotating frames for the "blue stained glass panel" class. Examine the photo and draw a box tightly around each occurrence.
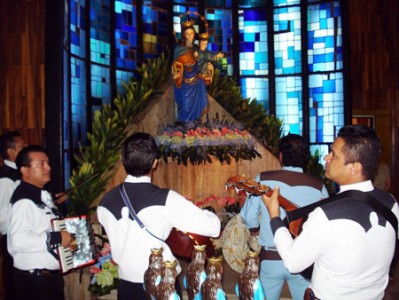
[309,72,344,143]
[240,78,269,111]
[307,1,343,72]
[63,49,71,189]
[70,57,87,149]
[70,0,86,58]
[274,6,302,75]
[206,8,233,76]
[173,0,198,4]
[206,0,232,7]
[274,0,300,6]
[90,0,111,65]
[115,0,137,70]
[142,1,168,59]
[116,70,135,95]
[275,76,303,135]
[239,8,268,76]
[91,65,111,106]
[238,0,267,8]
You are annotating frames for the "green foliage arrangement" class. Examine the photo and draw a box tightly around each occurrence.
[67,53,170,216]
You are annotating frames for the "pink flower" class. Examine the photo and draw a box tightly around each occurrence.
[212,129,222,137]
[195,200,204,207]
[217,196,228,207]
[186,129,196,137]
[172,131,183,137]
[226,197,236,205]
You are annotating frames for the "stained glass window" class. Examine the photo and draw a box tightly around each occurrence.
[70,57,87,149]
[238,0,267,8]
[239,9,268,76]
[274,0,300,6]
[62,0,345,188]
[309,73,344,143]
[115,0,137,70]
[275,76,303,134]
[70,0,86,58]
[91,65,111,106]
[308,1,343,72]
[274,6,302,75]
[142,0,169,59]
[241,78,270,111]
[206,0,232,8]
[205,8,233,75]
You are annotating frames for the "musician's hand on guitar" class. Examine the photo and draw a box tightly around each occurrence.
[261,186,281,219]
[60,231,73,248]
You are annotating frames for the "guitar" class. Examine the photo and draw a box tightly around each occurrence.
[166,228,216,260]
[225,175,304,237]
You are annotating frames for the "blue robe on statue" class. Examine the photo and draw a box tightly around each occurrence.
[172,45,209,123]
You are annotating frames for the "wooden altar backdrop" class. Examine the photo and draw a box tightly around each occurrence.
[103,83,281,203]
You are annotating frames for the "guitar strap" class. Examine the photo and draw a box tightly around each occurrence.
[285,190,398,237]
[119,183,164,243]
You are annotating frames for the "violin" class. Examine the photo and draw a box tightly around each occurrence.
[225,175,304,237]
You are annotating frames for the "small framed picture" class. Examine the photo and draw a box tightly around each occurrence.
[352,115,375,129]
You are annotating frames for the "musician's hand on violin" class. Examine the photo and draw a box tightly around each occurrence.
[60,231,73,248]
[261,186,281,219]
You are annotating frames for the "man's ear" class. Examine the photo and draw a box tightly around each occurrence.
[6,148,16,161]
[20,166,29,178]
[152,159,158,170]
[351,162,363,175]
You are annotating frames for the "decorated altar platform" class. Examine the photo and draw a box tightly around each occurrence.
[65,83,282,299]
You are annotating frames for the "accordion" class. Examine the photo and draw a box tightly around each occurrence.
[51,215,97,273]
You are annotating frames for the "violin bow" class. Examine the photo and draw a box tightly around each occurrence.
[54,172,100,200]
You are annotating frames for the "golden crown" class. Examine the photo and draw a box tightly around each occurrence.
[198,31,209,40]
[181,18,195,30]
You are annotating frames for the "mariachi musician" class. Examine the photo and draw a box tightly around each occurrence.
[240,134,329,300]
[7,145,73,300]
[97,132,221,300]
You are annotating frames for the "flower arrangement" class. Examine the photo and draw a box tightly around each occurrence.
[88,243,119,296]
[195,193,247,214]
[155,121,261,166]
[195,191,247,230]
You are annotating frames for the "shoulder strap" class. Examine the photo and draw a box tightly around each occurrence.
[118,183,164,242]
[286,190,398,237]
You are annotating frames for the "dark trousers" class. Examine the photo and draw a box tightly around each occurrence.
[13,268,64,300]
[0,235,17,300]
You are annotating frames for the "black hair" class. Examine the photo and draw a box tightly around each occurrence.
[337,124,382,180]
[15,145,47,172]
[122,132,158,177]
[279,133,310,170]
[0,131,22,159]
